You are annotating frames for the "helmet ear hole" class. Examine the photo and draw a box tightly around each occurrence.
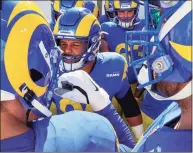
[30,69,43,82]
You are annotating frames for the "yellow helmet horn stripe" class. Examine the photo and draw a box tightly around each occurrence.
[54,0,60,13]
[5,14,49,97]
[105,0,110,10]
[93,6,99,18]
[114,1,120,9]
[169,41,192,62]
[131,1,137,8]
[53,15,62,34]
[7,1,46,27]
[75,14,99,37]
[75,1,84,7]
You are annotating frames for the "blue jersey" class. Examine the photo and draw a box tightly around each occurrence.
[1,111,120,152]
[140,91,173,119]
[52,52,129,114]
[1,129,35,152]
[132,102,192,152]
[101,19,145,83]
[99,14,111,24]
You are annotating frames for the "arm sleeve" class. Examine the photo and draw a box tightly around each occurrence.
[95,103,136,148]
[115,57,141,118]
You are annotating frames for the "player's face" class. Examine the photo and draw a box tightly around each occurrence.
[152,70,185,98]
[60,39,87,62]
[117,10,134,19]
[108,11,115,18]
[155,81,182,98]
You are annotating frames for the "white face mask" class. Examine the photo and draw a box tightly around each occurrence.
[118,17,135,29]
[63,58,85,71]
[58,36,101,72]
[58,46,85,72]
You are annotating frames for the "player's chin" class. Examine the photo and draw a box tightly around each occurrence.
[155,81,174,97]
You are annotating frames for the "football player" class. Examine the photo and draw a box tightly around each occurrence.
[130,1,173,131]
[53,0,84,20]
[84,1,100,19]
[59,1,192,151]
[99,0,115,24]
[126,0,192,151]
[101,0,145,83]
[0,1,131,152]
[100,0,144,139]
[53,6,143,141]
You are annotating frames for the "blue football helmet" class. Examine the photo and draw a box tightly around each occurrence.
[113,0,140,29]
[84,1,100,19]
[54,0,84,20]
[1,1,61,117]
[125,0,192,100]
[104,0,115,22]
[53,7,101,72]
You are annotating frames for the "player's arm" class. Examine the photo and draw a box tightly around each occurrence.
[100,23,110,52]
[133,83,145,103]
[55,70,136,149]
[115,60,144,140]
[100,33,110,52]
[116,88,144,140]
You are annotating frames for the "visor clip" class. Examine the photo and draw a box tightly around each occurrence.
[19,83,36,107]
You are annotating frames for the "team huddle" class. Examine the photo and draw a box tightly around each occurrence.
[1,0,192,152]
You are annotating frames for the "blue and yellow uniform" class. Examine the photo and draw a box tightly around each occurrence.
[52,7,137,148]
[101,0,145,83]
[101,19,145,83]
[52,52,129,114]
[1,111,121,152]
[132,102,192,152]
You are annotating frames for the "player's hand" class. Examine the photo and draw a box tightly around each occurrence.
[54,70,111,111]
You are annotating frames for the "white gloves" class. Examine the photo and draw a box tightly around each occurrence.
[54,70,111,111]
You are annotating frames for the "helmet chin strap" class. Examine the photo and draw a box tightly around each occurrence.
[20,84,52,117]
[138,66,192,101]
[145,80,192,101]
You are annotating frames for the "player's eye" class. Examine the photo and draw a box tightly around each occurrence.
[73,42,81,47]
[60,42,66,47]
